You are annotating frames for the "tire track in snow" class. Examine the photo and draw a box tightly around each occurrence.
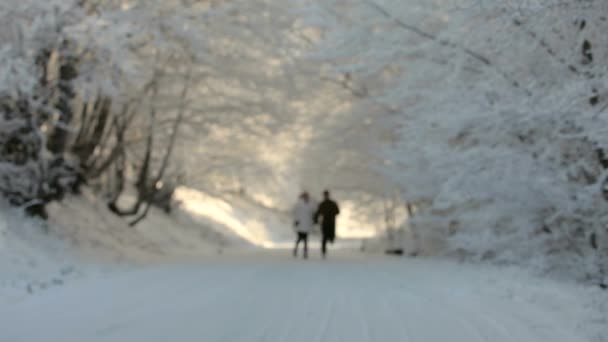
[433,278,584,342]
[377,261,583,342]
[355,264,408,341]
[260,265,318,340]
[315,296,336,342]
[212,265,293,341]
[488,298,578,342]
[0,254,590,342]
[429,287,532,342]
[399,279,525,342]
[1,265,263,342]
[380,297,412,341]
[350,263,420,342]
[130,265,270,342]
[259,267,318,341]
[352,294,372,342]
[374,263,489,342]
[249,286,291,341]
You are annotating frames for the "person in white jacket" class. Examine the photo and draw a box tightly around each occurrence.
[292,192,315,259]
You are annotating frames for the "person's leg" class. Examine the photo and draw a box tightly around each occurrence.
[321,234,327,258]
[294,233,301,257]
[303,233,308,259]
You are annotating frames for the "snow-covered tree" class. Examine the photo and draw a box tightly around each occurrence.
[301,0,608,282]
[0,0,313,220]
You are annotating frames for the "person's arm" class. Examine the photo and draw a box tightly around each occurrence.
[313,203,321,224]
[335,202,340,216]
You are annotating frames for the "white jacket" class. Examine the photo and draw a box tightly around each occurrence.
[292,199,316,233]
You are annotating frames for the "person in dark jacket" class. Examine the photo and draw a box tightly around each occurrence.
[314,190,340,258]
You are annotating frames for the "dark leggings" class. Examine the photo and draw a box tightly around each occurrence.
[294,232,308,256]
[322,235,332,256]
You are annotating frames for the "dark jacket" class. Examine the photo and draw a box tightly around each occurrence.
[315,199,340,240]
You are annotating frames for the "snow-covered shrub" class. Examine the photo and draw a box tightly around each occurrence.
[0,95,80,217]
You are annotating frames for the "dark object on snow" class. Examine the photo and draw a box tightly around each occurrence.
[590,232,598,250]
[315,190,340,257]
[600,283,607,290]
[25,203,48,220]
[150,182,175,213]
[385,248,404,256]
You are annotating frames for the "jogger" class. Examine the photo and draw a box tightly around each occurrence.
[292,192,315,259]
[314,190,340,258]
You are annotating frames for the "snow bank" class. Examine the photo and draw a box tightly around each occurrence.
[44,189,221,263]
[0,203,115,304]
[174,187,292,248]
[0,187,234,303]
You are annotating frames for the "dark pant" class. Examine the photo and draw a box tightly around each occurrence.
[321,234,331,257]
[294,232,308,257]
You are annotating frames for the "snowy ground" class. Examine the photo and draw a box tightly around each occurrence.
[1,190,606,342]
[0,249,604,342]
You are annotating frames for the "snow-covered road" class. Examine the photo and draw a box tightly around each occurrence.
[0,252,589,342]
